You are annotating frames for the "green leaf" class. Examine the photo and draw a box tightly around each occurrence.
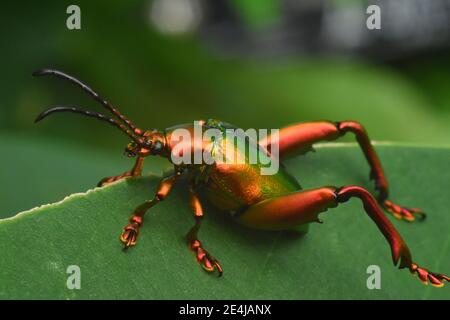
[1,139,449,299]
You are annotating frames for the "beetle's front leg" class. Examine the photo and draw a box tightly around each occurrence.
[97,157,145,187]
[120,168,181,249]
[187,184,223,276]
[260,121,426,222]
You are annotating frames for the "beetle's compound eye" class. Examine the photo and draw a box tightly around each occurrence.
[152,140,163,153]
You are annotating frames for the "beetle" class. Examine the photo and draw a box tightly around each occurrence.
[33,68,449,287]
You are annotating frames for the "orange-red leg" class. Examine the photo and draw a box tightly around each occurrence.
[260,120,426,222]
[187,184,223,276]
[238,185,449,287]
[120,168,181,249]
[98,156,145,187]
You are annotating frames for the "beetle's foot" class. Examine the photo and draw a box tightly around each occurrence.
[119,216,143,250]
[98,172,132,187]
[382,200,426,222]
[120,223,139,249]
[190,240,223,276]
[409,263,450,287]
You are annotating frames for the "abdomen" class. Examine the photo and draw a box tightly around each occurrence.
[204,162,301,214]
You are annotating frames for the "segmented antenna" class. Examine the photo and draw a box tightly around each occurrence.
[32,69,138,132]
[34,106,141,142]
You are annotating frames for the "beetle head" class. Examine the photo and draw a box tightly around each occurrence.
[124,129,166,158]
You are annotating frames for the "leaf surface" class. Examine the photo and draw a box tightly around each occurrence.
[1,140,449,299]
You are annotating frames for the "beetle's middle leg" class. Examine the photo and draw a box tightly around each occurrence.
[98,156,145,187]
[260,121,425,222]
[186,183,223,276]
[120,169,181,249]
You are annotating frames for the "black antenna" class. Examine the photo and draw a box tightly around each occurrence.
[32,69,138,131]
[35,106,141,142]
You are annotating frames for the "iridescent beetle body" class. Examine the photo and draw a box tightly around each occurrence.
[164,121,302,217]
[33,69,449,287]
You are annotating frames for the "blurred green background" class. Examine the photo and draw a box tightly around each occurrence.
[1,0,449,215]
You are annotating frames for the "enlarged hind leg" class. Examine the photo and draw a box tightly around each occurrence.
[260,120,426,222]
[237,186,449,287]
